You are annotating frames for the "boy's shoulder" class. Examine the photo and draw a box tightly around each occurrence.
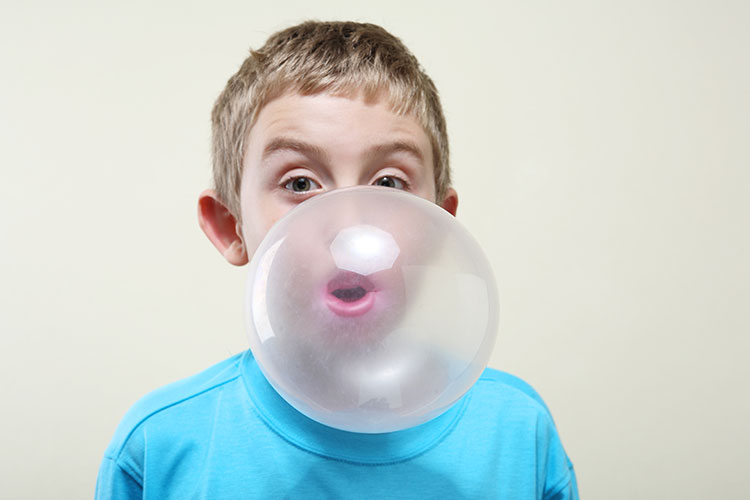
[477,366,554,416]
[106,356,554,443]
[103,354,560,461]
[104,353,245,457]
[468,367,577,494]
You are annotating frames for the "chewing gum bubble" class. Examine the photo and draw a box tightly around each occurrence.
[245,187,498,433]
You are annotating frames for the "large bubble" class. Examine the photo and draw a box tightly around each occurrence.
[244,187,498,433]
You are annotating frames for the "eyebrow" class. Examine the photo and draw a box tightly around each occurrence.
[261,137,426,165]
[262,137,331,164]
[364,140,426,164]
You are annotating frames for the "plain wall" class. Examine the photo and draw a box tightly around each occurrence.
[1,1,748,498]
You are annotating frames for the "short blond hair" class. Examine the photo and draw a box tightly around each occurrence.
[211,21,451,217]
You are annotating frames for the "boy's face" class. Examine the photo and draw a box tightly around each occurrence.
[199,91,457,265]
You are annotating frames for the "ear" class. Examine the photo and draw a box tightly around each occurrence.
[197,189,248,266]
[439,187,459,216]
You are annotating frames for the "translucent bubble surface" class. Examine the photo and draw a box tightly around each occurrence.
[245,187,498,433]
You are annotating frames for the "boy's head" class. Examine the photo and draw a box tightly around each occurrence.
[199,21,458,264]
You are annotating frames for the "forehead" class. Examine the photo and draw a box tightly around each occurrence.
[245,92,432,159]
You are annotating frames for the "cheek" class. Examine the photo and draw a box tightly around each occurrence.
[412,185,438,205]
[241,202,289,250]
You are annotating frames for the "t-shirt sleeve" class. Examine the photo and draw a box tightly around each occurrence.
[545,466,579,500]
[95,456,142,499]
[485,369,579,499]
[542,421,579,500]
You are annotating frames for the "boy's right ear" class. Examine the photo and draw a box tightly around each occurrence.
[197,189,248,266]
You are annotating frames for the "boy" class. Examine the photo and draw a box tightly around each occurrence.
[96,21,578,499]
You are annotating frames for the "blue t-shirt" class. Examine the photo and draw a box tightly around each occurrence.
[96,352,578,499]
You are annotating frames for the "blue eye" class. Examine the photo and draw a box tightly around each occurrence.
[285,177,321,193]
[373,176,405,189]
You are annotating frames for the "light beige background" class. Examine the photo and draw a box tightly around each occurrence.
[1,1,748,498]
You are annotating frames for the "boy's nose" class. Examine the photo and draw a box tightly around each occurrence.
[321,185,373,227]
[330,174,368,191]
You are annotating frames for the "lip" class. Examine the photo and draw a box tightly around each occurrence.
[325,272,377,317]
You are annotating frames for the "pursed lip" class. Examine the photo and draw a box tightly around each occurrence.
[325,272,377,317]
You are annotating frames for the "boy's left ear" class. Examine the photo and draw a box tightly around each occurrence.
[439,188,459,216]
[197,189,248,266]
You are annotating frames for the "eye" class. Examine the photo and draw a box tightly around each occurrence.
[284,176,321,193]
[373,176,406,190]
